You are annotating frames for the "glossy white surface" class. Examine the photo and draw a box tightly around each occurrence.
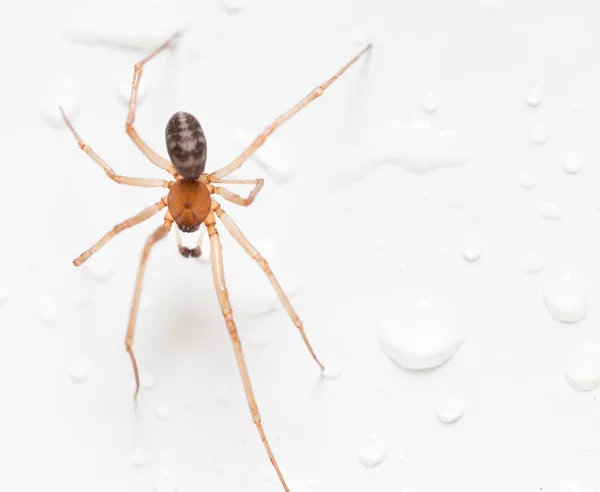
[1,0,600,491]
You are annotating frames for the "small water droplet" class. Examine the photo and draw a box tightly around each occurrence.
[38,295,57,325]
[154,470,178,492]
[221,0,246,13]
[421,90,439,114]
[517,170,536,190]
[565,344,600,391]
[321,361,342,380]
[521,253,544,274]
[40,77,80,128]
[358,431,388,467]
[141,371,155,390]
[543,269,587,323]
[531,124,549,145]
[526,88,543,107]
[132,447,146,467]
[83,249,115,282]
[379,294,465,370]
[563,152,584,174]
[461,237,482,262]
[234,128,294,184]
[155,401,171,420]
[540,202,564,220]
[217,384,230,404]
[69,354,90,383]
[24,248,37,269]
[116,77,149,106]
[435,394,465,423]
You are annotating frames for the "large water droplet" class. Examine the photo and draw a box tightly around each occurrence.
[540,202,564,220]
[221,0,246,13]
[379,295,465,370]
[83,249,115,282]
[40,78,80,128]
[563,153,584,174]
[358,431,388,467]
[421,90,439,114]
[435,394,465,423]
[155,401,172,420]
[132,447,146,467]
[565,344,600,391]
[154,470,178,492]
[38,295,57,325]
[521,253,544,274]
[461,237,482,262]
[234,128,295,184]
[531,124,549,145]
[517,170,536,190]
[526,88,544,107]
[542,269,587,323]
[69,354,90,383]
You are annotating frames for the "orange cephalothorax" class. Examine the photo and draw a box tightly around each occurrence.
[167,179,211,232]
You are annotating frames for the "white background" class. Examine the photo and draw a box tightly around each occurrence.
[1,0,599,491]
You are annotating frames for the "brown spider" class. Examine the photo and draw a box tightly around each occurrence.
[61,33,371,491]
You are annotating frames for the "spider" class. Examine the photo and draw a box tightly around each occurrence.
[61,33,371,491]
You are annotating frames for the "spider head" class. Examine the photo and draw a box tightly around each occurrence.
[165,111,207,179]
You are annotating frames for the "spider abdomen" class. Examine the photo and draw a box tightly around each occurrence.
[165,111,207,179]
[167,180,211,233]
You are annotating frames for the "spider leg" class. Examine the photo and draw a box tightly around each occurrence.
[125,216,173,398]
[209,178,264,207]
[205,211,290,492]
[125,33,180,175]
[211,200,324,370]
[208,43,372,181]
[73,198,168,266]
[61,108,171,188]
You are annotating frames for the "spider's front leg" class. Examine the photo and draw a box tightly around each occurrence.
[205,211,290,492]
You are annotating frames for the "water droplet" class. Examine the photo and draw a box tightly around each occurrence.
[221,0,246,13]
[38,295,57,325]
[421,90,439,114]
[69,354,90,383]
[216,384,230,404]
[563,152,584,174]
[24,248,37,269]
[140,371,155,390]
[132,447,146,467]
[526,88,543,107]
[40,77,80,128]
[0,281,9,307]
[154,470,178,492]
[531,124,549,145]
[540,202,564,220]
[116,77,149,106]
[379,295,465,370]
[321,361,342,380]
[543,269,587,323]
[246,321,272,347]
[358,431,388,467]
[562,478,596,492]
[435,394,465,423]
[140,294,152,312]
[351,27,373,46]
[517,170,536,190]
[155,401,171,420]
[234,128,295,184]
[521,253,544,274]
[83,249,115,282]
[461,237,482,262]
[396,448,406,462]
[374,238,384,252]
[565,344,600,391]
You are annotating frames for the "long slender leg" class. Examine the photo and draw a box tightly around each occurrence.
[74,198,168,266]
[125,216,173,397]
[61,108,171,188]
[208,43,372,181]
[211,200,324,370]
[205,212,290,492]
[209,178,264,207]
[126,33,180,175]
